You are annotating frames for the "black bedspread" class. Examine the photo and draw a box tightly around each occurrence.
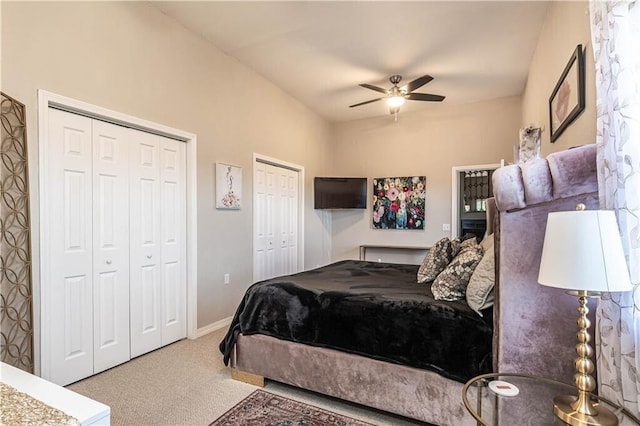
[219,260,493,382]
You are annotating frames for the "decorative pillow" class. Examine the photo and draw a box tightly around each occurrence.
[461,236,478,249]
[467,235,496,316]
[451,234,478,257]
[431,245,484,301]
[479,233,494,253]
[417,237,453,283]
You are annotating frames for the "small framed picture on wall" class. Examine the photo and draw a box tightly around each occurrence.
[549,44,585,142]
[216,162,242,210]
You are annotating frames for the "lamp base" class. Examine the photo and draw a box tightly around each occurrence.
[553,395,618,426]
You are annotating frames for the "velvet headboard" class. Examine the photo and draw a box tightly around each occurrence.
[492,144,598,385]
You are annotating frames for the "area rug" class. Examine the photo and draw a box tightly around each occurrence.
[210,389,376,426]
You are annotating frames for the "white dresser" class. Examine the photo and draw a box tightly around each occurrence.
[0,362,110,425]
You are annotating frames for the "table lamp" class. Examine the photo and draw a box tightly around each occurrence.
[538,204,632,426]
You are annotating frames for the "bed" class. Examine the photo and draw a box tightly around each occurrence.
[220,144,599,425]
[220,260,494,383]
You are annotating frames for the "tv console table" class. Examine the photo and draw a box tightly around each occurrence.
[359,244,430,261]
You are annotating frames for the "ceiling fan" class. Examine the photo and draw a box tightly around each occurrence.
[349,74,445,117]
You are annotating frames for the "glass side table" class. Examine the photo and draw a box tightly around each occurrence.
[462,373,640,426]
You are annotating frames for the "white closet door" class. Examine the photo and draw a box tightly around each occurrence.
[47,109,94,385]
[92,120,131,373]
[129,130,162,358]
[253,162,299,282]
[265,165,278,279]
[286,169,298,274]
[277,168,289,277]
[253,161,268,282]
[159,137,186,346]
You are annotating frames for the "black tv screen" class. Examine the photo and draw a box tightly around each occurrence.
[314,177,367,209]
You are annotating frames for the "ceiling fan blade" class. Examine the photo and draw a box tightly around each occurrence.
[407,93,445,102]
[349,98,383,108]
[359,83,388,94]
[405,75,434,93]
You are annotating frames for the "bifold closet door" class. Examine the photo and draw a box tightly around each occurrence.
[277,167,298,276]
[158,138,187,346]
[254,162,298,282]
[92,120,131,374]
[254,162,276,282]
[47,109,131,385]
[129,131,186,358]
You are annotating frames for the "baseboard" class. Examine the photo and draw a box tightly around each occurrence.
[193,316,233,339]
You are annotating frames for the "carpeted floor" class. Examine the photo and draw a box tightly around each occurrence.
[210,389,376,426]
[66,327,423,425]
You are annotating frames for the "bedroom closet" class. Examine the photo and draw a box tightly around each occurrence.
[43,108,187,386]
[253,160,299,282]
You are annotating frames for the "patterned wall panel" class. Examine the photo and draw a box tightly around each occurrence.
[0,92,34,373]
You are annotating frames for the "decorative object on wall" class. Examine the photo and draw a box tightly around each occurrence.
[0,92,34,373]
[549,44,585,143]
[518,126,541,163]
[216,162,242,209]
[372,176,425,229]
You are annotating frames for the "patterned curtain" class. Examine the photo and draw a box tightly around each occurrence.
[590,0,640,415]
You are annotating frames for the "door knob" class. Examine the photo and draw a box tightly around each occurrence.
[106,260,112,265]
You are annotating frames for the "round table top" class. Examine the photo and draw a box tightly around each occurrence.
[462,373,640,426]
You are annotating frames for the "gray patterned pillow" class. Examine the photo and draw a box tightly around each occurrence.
[417,238,453,283]
[431,244,484,301]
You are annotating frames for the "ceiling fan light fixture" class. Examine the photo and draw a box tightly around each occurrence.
[386,95,405,108]
[350,74,444,114]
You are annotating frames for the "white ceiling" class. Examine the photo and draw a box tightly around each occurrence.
[154,1,550,123]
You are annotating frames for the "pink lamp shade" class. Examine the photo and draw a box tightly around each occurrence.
[538,210,632,293]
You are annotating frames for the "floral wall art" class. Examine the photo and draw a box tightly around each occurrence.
[372,176,426,229]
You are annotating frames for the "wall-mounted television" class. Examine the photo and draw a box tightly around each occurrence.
[314,177,367,210]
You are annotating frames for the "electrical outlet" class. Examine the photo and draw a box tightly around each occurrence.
[224,273,230,285]
[442,223,451,231]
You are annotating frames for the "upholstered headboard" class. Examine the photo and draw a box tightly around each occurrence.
[492,144,598,385]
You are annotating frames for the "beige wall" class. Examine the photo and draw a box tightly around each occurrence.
[330,96,521,262]
[1,2,333,329]
[521,1,596,156]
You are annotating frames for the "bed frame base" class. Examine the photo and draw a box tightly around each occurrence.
[231,368,265,387]
[232,333,479,426]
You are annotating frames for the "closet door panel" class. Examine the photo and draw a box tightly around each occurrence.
[129,130,162,358]
[48,109,94,385]
[287,169,299,274]
[265,165,278,280]
[159,137,186,345]
[92,120,131,373]
[254,162,268,282]
[277,169,289,277]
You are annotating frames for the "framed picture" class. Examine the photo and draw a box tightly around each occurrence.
[549,44,585,143]
[372,176,426,230]
[216,163,242,209]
